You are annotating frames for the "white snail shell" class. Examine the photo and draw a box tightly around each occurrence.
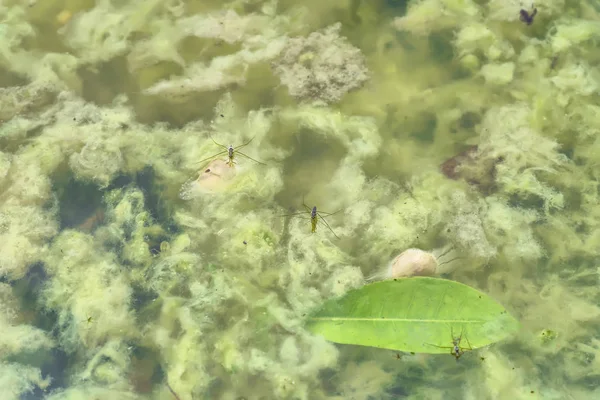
[387,248,438,278]
[367,246,458,282]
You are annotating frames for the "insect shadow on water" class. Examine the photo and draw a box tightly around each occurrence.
[196,133,266,168]
[282,197,342,239]
[425,326,473,361]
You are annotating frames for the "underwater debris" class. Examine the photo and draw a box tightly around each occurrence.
[272,23,369,104]
[440,145,502,194]
[550,55,559,70]
[56,177,105,232]
[539,328,557,344]
[75,208,105,233]
[519,6,537,25]
[55,10,73,26]
[440,145,479,180]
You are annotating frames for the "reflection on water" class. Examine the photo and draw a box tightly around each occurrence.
[1,0,599,399]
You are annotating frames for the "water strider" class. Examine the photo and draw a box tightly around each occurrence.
[426,327,473,361]
[196,133,265,168]
[282,198,342,239]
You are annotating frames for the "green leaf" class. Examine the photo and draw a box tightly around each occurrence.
[305,277,520,354]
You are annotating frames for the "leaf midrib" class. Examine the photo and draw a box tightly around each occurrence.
[308,317,487,323]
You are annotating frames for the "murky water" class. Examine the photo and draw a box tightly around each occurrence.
[1,0,599,399]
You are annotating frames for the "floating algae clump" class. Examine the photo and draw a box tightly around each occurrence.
[0,203,58,280]
[0,283,53,398]
[273,23,370,104]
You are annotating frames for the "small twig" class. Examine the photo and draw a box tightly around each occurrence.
[166,382,181,400]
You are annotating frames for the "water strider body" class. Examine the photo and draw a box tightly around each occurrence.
[427,327,472,361]
[309,206,318,232]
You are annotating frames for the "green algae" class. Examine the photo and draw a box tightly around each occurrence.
[0,0,599,399]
